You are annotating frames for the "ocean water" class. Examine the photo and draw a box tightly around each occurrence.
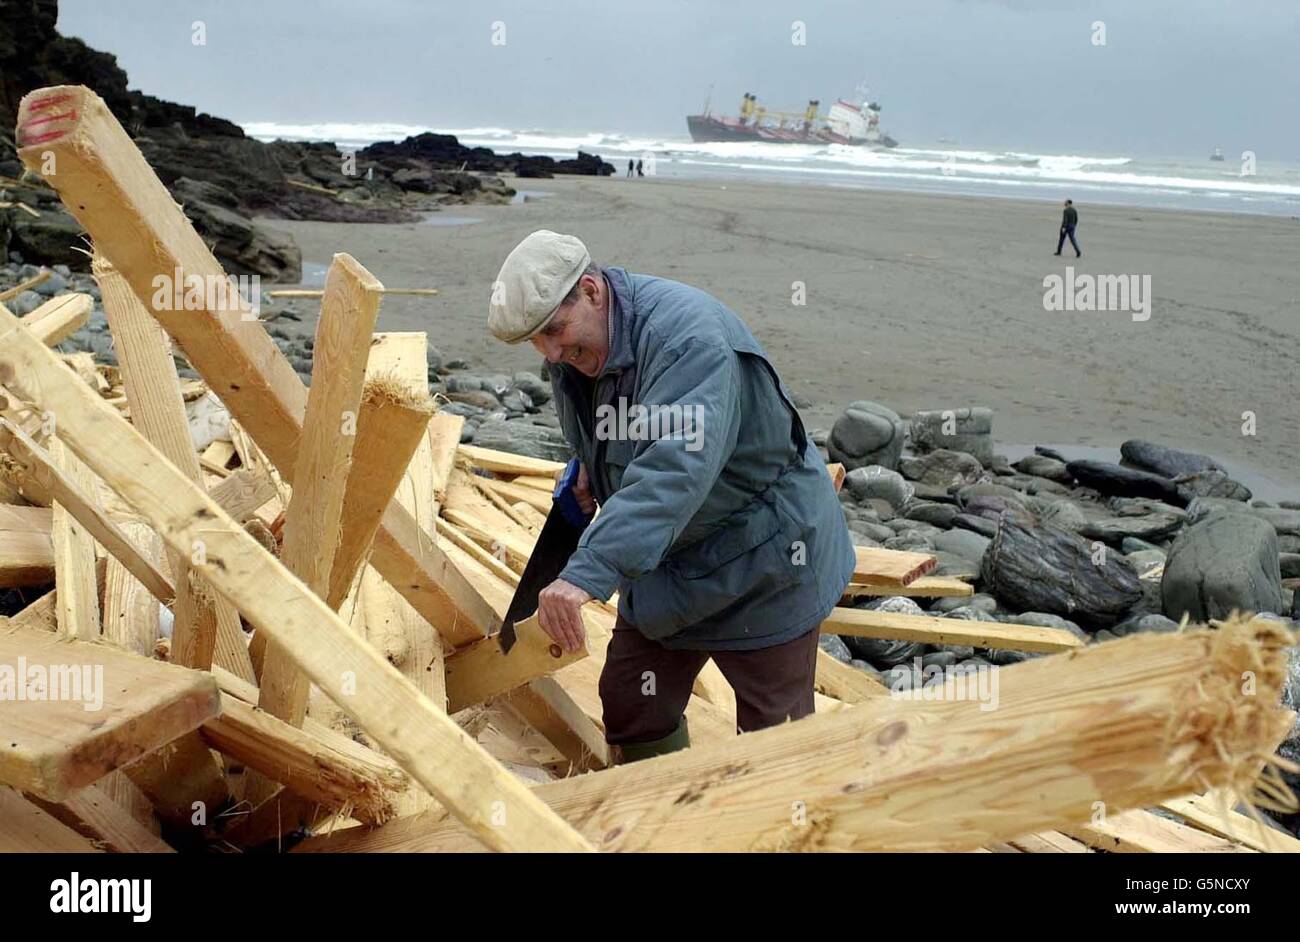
[243,120,1300,218]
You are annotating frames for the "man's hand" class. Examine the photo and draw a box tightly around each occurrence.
[537,578,591,653]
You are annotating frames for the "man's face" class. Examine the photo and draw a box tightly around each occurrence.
[530,274,609,377]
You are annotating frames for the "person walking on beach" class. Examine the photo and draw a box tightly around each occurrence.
[635,159,644,177]
[1055,199,1081,257]
[627,159,634,178]
[487,230,853,762]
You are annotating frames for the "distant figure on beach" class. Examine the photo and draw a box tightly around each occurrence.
[636,159,644,177]
[1055,199,1081,257]
[627,159,634,178]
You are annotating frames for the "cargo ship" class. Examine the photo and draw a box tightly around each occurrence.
[687,86,898,148]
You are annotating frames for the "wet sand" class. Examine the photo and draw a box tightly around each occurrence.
[259,174,1300,494]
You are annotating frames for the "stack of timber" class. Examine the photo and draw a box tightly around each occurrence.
[0,85,1297,855]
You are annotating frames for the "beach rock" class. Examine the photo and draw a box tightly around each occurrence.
[447,390,503,411]
[1279,554,1300,579]
[934,528,990,566]
[1002,612,1088,642]
[8,209,87,270]
[1122,536,1165,554]
[1079,512,1184,545]
[909,407,994,465]
[904,501,959,529]
[884,532,935,553]
[1184,498,1300,536]
[1111,613,1180,636]
[1161,514,1283,621]
[171,178,301,281]
[1065,460,1185,505]
[932,550,982,578]
[1037,500,1089,533]
[849,520,895,544]
[511,371,551,405]
[942,605,998,622]
[980,518,1144,625]
[897,449,984,488]
[1125,549,1168,578]
[1173,468,1251,503]
[843,465,914,509]
[470,417,573,462]
[1013,454,1072,483]
[1120,440,1222,478]
[932,593,997,615]
[4,289,44,316]
[818,634,852,663]
[956,482,1028,509]
[951,513,999,538]
[31,270,68,296]
[827,401,905,471]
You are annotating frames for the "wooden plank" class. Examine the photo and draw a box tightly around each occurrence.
[208,467,278,523]
[484,478,551,514]
[843,575,974,599]
[0,503,53,586]
[0,305,591,852]
[48,438,101,640]
[1064,809,1256,853]
[1160,793,1300,853]
[20,292,92,346]
[201,694,410,824]
[323,353,435,611]
[509,474,560,493]
[10,589,57,631]
[257,254,382,730]
[25,785,175,852]
[101,519,160,658]
[0,269,51,300]
[458,444,566,477]
[444,613,586,713]
[0,786,103,852]
[814,649,889,703]
[427,412,464,513]
[822,606,1084,654]
[295,615,1295,853]
[826,462,845,493]
[18,86,498,644]
[0,417,174,604]
[93,253,241,676]
[502,677,610,772]
[0,624,221,800]
[1007,831,1093,853]
[853,546,936,586]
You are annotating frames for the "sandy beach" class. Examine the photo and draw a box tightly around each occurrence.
[262,176,1300,493]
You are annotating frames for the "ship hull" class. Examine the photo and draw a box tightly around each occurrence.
[686,114,896,148]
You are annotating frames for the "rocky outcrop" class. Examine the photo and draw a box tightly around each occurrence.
[1161,515,1283,621]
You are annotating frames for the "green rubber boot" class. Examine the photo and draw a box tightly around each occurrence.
[615,717,690,764]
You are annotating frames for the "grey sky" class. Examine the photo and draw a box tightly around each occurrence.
[57,0,1299,158]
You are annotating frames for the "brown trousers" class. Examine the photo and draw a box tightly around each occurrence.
[598,615,821,745]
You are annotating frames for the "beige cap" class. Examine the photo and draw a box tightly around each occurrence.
[488,230,591,343]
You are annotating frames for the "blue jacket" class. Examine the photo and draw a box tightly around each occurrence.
[553,268,854,650]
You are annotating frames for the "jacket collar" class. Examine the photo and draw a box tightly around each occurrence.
[597,267,636,377]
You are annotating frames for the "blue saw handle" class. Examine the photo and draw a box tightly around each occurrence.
[553,457,594,528]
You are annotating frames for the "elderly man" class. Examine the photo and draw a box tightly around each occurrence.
[488,230,854,761]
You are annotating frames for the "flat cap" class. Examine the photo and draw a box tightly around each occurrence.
[488,230,591,343]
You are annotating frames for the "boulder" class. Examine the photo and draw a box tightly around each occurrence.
[1079,512,1184,545]
[897,449,984,488]
[904,501,959,529]
[1065,460,1185,505]
[1012,454,1072,483]
[173,178,301,281]
[470,417,573,462]
[980,518,1144,626]
[1161,514,1283,621]
[934,528,990,566]
[1173,468,1252,503]
[843,465,914,509]
[7,208,87,270]
[827,401,905,471]
[909,407,994,465]
[1120,440,1222,478]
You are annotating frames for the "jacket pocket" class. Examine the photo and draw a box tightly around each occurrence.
[625,499,801,640]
